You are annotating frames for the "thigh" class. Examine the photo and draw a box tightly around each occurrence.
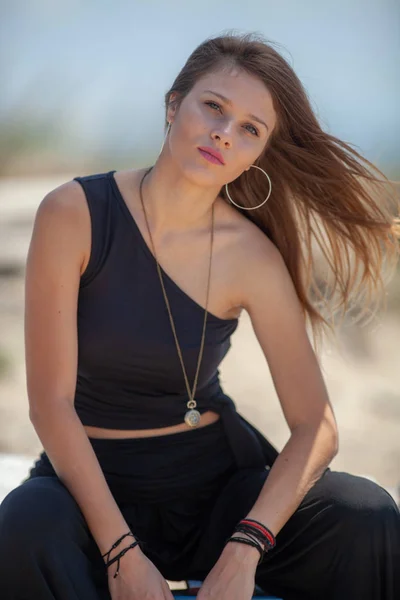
[0,475,91,546]
[0,475,108,597]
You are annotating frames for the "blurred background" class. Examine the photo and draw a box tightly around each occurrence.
[0,0,399,501]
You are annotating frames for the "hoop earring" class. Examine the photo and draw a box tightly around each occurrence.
[225,164,272,210]
[158,122,171,157]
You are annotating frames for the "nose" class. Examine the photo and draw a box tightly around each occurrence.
[211,127,232,148]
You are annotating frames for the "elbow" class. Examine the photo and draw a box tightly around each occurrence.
[28,398,41,423]
[29,398,48,424]
[324,416,339,457]
[293,418,339,460]
[29,396,75,426]
[322,420,340,460]
[29,405,46,428]
[329,432,339,459]
[29,405,42,425]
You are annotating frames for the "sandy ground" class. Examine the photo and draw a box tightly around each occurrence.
[0,175,399,504]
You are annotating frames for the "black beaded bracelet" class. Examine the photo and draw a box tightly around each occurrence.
[105,540,141,579]
[101,531,135,564]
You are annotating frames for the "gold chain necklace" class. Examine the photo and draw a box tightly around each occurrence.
[139,166,215,428]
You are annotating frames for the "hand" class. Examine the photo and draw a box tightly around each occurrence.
[107,545,175,600]
[196,541,259,600]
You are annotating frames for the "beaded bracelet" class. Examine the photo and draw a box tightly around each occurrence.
[101,531,136,564]
[233,526,268,553]
[234,524,275,551]
[239,518,276,549]
[105,540,141,579]
[225,517,276,565]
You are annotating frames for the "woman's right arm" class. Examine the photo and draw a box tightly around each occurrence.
[25,181,175,599]
[25,181,139,557]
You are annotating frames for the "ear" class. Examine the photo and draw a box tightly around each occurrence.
[166,92,179,123]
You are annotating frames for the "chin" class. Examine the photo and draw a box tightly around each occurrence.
[179,157,223,188]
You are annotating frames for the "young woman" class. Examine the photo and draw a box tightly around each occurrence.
[0,32,399,600]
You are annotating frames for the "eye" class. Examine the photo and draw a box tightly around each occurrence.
[245,124,259,137]
[205,100,259,136]
[205,100,221,112]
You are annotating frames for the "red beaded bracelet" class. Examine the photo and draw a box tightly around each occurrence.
[239,518,276,548]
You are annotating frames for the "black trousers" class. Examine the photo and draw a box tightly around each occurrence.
[0,418,399,600]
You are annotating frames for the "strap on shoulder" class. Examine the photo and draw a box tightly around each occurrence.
[73,172,113,287]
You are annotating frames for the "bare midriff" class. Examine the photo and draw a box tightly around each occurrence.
[83,409,221,439]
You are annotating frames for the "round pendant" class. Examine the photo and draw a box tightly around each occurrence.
[184,409,201,428]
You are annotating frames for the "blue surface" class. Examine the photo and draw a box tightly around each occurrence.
[172,596,282,599]
[171,580,283,599]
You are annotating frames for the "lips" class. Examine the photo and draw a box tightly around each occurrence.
[198,146,225,165]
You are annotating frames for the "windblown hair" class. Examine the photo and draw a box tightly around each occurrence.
[164,31,400,356]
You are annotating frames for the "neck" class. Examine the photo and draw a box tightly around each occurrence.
[139,155,222,237]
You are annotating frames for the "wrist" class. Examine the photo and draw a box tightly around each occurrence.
[97,522,132,557]
[107,534,139,559]
[101,530,141,566]
[105,539,144,579]
[107,545,144,574]
[222,538,260,568]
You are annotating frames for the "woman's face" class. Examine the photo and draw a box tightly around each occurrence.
[166,65,277,189]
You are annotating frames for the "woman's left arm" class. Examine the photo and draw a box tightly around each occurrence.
[237,240,339,536]
[197,236,339,598]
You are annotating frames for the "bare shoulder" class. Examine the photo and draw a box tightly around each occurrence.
[219,198,279,258]
[38,178,88,221]
[35,179,91,275]
[218,201,284,309]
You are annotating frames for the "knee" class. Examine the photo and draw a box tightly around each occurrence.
[318,471,400,536]
[0,476,84,548]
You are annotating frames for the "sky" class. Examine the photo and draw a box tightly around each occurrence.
[1,0,399,170]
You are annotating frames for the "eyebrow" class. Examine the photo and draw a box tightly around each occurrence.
[203,89,269,131]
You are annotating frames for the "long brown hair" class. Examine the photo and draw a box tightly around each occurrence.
[164,31,400,356]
